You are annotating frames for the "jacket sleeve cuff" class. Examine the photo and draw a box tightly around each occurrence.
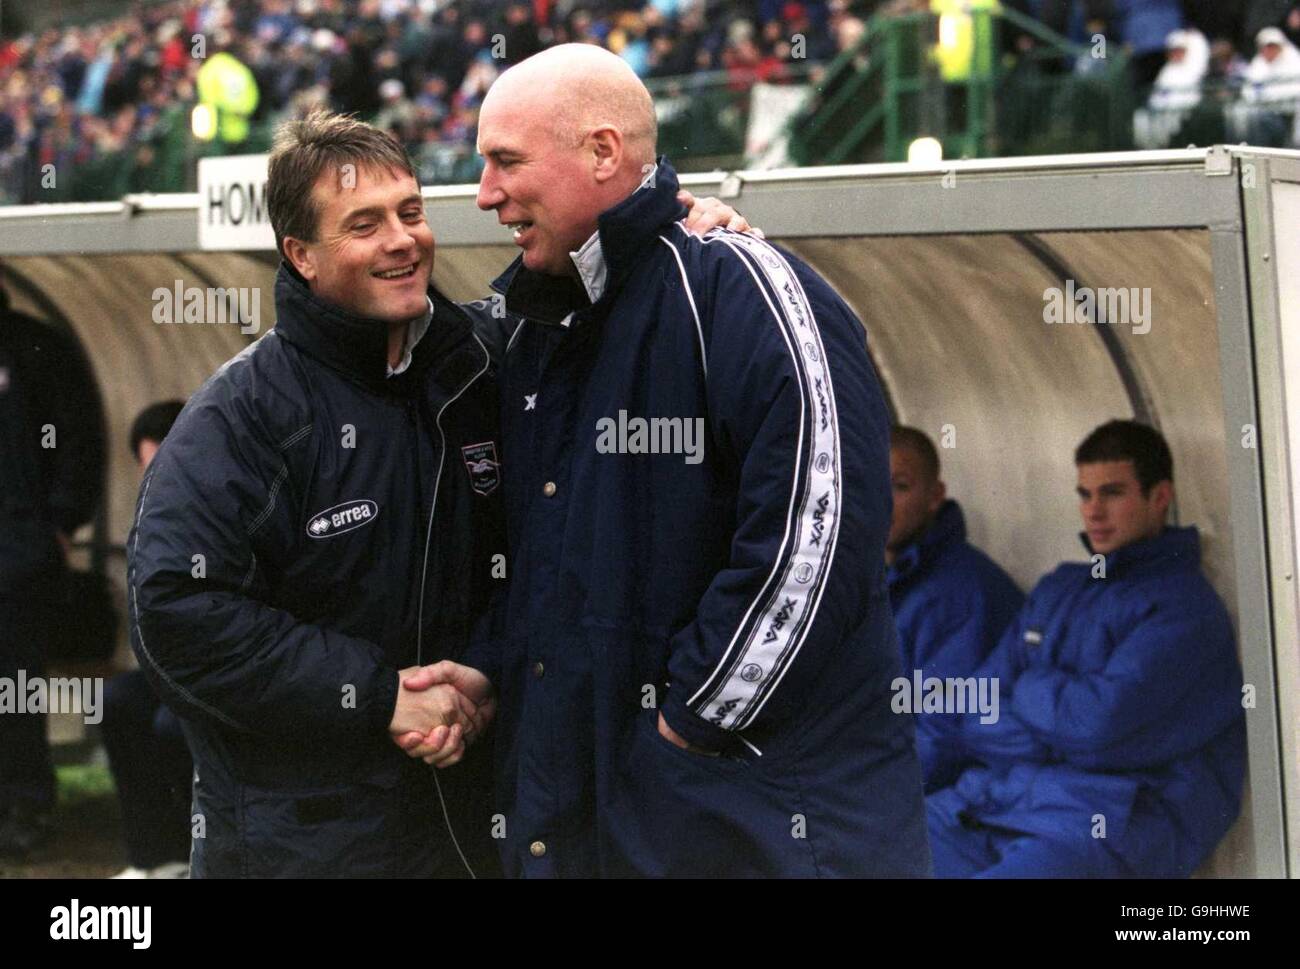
[370,668,400,734]
[459,638,501,692]
[661,691,738,753]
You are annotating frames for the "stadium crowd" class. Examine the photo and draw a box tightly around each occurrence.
[3,1,1300,203]
[0,0,858,202]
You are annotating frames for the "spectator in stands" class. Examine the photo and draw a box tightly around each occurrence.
[374,77,415,137]
[1230,25,1300,144]
[501,3,545,65]
[195,34,261,146]
[783,1,838,62]
[926,420,1245,877]
[105,401,193,880]
[1147,28,1209,109]
[1207,38,1249,87]
[0,276,106,860]
[1133,27,1220,147]
[1244,25,1300,102]
[887,427,1023,794]
[1287,3,1300,49]
[829,0,867,55]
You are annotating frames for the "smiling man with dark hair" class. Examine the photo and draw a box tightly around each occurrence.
[925,419,1246,877]
[128,111,504,878]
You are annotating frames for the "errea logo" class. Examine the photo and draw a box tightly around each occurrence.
[305,499,379,539]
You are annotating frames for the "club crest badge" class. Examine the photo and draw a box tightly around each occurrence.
[461,441,501,496]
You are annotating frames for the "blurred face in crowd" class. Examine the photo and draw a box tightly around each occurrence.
[1075,460,1171,555]
[283,163,433,324]
[886,444,945,563]
[1262,42,1283,64]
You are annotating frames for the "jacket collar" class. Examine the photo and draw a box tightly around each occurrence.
[489,157,688,325]
[272,261,478,396]
[570,231,608,305]
[887,499,966,588]
[1078,524,1202,578]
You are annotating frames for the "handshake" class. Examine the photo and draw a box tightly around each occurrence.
[387,661,496,768]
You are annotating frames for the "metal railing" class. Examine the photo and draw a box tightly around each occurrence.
[1133,80,1300,151]
[788,7,1136,165]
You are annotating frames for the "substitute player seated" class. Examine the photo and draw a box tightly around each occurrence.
[926,420,1245,877]
[886,426,1023,792]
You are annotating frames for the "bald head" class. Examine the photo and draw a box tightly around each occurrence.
[476,44,662,277]
[486,44,657,166]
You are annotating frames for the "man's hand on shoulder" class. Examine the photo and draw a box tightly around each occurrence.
[677,189,765,239]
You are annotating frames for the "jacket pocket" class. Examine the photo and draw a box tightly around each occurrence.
[642,708,755,776]
[604,710,815,877]
[239,780,397,878]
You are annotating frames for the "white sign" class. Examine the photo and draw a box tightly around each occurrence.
[198,154,274,251]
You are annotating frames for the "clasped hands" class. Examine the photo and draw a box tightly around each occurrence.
[387,661,495,768]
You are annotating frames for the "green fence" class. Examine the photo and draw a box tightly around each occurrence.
[788,8,1136,165]
[647,66,816,175]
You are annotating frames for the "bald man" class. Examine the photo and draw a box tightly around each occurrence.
[407,45,931,877]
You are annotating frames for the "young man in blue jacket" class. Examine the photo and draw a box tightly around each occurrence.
[925,420,1246,877]
[407,44,931,877]
[886,426,1023,793]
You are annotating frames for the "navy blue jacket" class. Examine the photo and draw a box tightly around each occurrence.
[470,160,931,877]
[887,500,1023,791]
[927,526,1245,876]
[128,263,504,877]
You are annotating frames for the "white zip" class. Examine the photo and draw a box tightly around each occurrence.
[415,329,492,879]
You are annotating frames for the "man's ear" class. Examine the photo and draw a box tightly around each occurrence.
[589,125,624,183]
[1150,479,1174,521]
[283,237,316,281]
